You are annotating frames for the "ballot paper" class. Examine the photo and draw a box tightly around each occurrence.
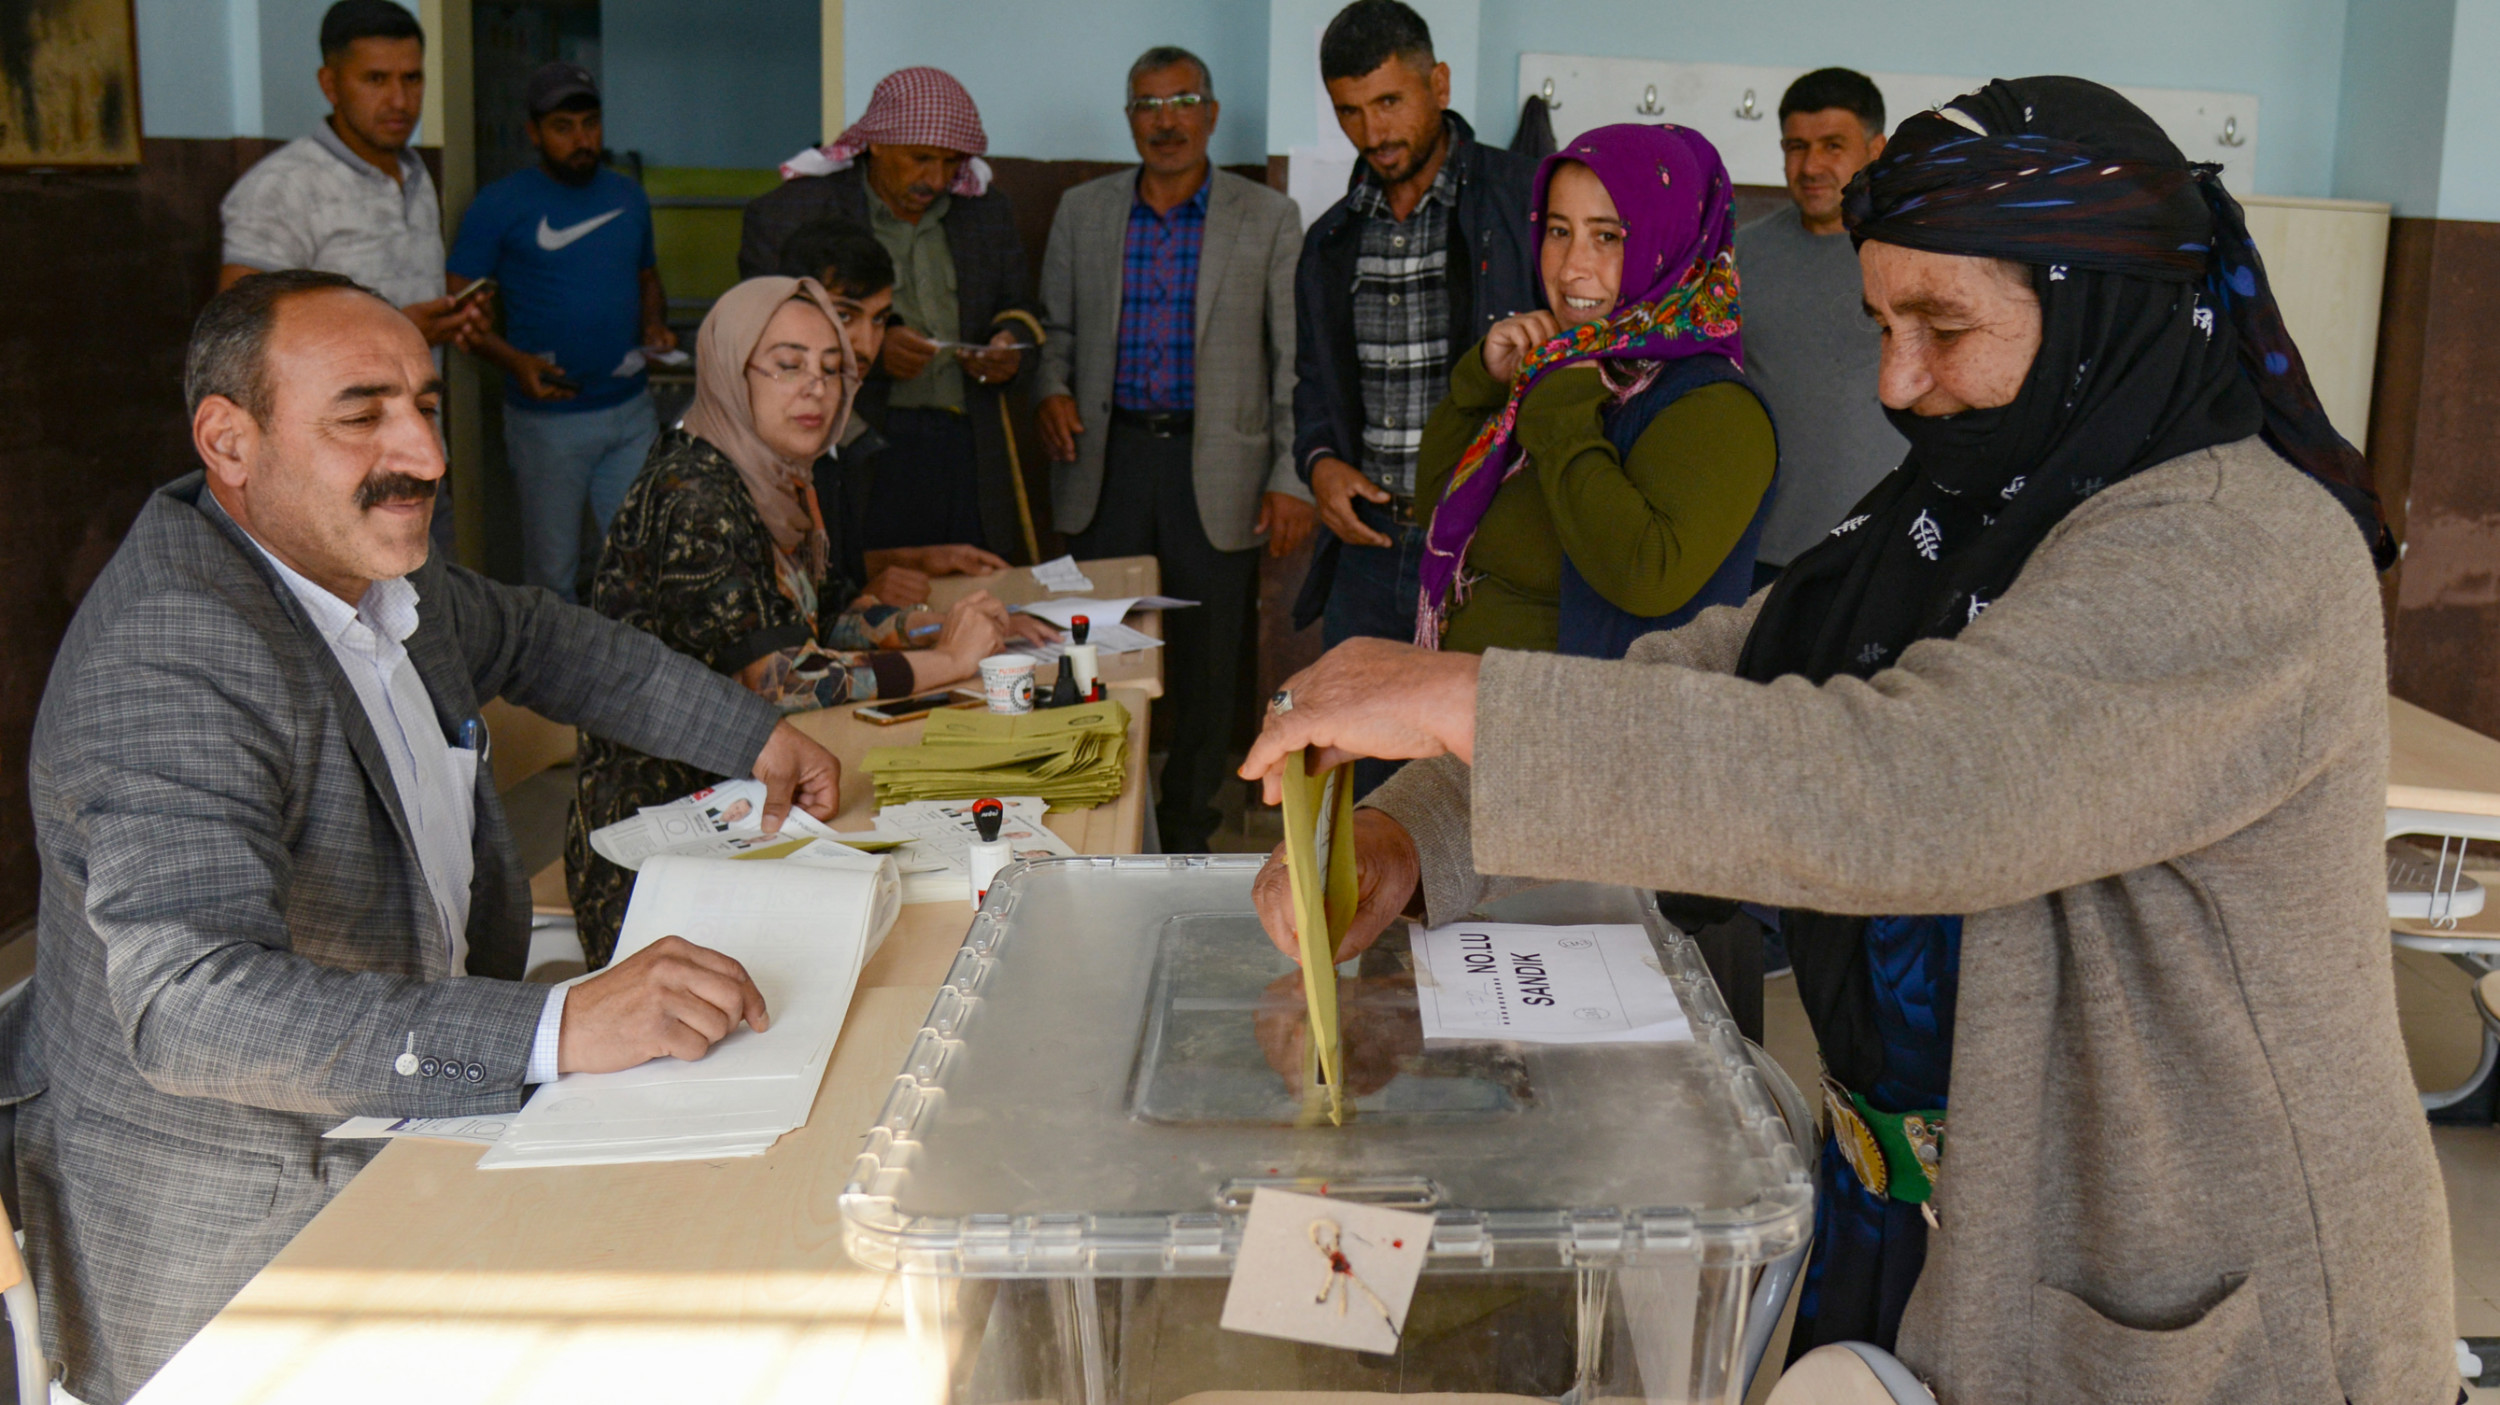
[1411,922,1692,1045]
[586,778,842,870]
[873,796,1073,904]
[323,1115,512,1146]
[1012,595,1196,630]
[1278,749,1356,1124]
[477,852,899,1169]
[1029,554,1093,593]
[1013,620,1163,666]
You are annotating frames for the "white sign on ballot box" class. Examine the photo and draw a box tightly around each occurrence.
[1411,921,1692,1045]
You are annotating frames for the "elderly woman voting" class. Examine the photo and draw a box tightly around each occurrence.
[1415,123,1774,660]
[567,276,1045,963]
[1244,80,2451,1402]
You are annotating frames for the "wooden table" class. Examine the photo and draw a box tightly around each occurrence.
[2391,696,2500,822]
[143,695,2493,1400]
[928,553,1166,699]
[132,688,1154,1404]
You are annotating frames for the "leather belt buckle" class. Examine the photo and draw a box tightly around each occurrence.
[1114,407,1193,438]
[1363,494,1420,529]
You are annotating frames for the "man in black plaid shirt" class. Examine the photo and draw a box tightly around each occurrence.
[1289,2,1539,792]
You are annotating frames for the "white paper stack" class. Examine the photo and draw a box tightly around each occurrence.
[1029,554,1093,592]
[477,852,898,1169]
[867,796,1074,904]
[1010,595,1193,664]
[587,778,844,871]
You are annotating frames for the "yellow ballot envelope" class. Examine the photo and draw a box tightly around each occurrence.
[1277,747,1359,1125]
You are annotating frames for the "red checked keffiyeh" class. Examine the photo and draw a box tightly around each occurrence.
[780,66,994,194]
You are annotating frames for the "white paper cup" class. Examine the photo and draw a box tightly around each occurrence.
[978,653,1038,714]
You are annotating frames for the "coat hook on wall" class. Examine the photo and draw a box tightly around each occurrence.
[1637,83,1665,116]
[2217,115,2246,148]
[1734,88,1764,121]
[1540,77,1562,110]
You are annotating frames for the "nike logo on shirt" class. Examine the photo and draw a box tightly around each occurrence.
[535,209,623,251]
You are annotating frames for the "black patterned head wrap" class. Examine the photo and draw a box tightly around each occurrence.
[1732,76,2391,1090]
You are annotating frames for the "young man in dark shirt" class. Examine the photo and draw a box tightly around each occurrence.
[1289,0,1540,793]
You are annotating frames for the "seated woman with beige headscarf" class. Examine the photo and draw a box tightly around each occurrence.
[564,274,1049,963]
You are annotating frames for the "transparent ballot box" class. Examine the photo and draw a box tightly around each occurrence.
[841,856,1814,1405]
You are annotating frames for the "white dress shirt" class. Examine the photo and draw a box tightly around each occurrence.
[234,514,567,1083]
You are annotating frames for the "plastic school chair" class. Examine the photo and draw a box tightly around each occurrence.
[0,1210,49,1405]
[1740,1042,1816,1397]
[1765,1342,1934,1404]
[2386,821,2499,1112]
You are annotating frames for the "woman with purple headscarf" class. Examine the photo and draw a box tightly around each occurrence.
[1413,123,1774,659]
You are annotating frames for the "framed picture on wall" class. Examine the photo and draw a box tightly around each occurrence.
[0,0,142,167]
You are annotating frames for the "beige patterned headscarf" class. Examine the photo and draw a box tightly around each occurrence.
[680,276,857,581]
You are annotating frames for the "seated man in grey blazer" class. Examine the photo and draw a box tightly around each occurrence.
[1036,45,1314,851]
[8,269,842,1402]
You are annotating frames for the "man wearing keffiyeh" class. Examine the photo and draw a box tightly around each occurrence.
[739,67,1048,562]
[1239,78,2453,1403]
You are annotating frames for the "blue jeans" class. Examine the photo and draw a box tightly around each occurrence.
[503,393,659,601]
[1320,499,1427,798]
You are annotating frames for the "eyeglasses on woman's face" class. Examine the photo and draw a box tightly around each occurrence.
[745,353,854,395]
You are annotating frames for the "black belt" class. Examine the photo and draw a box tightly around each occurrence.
[1112,407,1194,437]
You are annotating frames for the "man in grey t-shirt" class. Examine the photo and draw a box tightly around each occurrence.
[1735,67,1907,587]
[218,2,489,555]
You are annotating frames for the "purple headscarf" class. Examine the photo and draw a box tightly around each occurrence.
[1416,122,1744,647]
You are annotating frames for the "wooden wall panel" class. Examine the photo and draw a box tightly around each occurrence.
[2383,218,2500,739]
[0,137,282,928]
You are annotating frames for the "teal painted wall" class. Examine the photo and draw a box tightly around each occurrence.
[134,0,333,142]
[2436,0,2500,219]
[845,0,1273,168]
[601,0,819,169]
[1469,0,2352,197]
[2333,0,2455,215]
[131,0,2491,214]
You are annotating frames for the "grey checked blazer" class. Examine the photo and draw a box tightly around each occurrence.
[5,473,781,1402]
[1037,168,1307,553]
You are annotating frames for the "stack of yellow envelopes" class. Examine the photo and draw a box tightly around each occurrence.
[860,699,1131,811]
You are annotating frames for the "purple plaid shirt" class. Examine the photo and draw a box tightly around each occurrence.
[1111,175,1209,412]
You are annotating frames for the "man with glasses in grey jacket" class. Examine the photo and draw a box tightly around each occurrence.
[8,271,841,1402]
[1036,46,1313,851]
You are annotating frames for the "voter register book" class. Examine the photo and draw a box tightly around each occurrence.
[477,848,899,1169]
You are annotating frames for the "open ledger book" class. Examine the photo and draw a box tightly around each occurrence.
[476,847,899,1169]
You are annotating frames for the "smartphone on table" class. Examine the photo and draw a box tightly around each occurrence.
[857,691,978,725]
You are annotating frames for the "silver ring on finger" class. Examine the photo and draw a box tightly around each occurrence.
[1269,689,1293,716]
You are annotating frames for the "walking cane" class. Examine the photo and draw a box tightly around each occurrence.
[998,395,1042,564]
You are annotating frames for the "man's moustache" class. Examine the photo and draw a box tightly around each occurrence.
[356,473,439,510]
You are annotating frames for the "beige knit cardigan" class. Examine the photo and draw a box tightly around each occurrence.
[1367,437,2456,1404]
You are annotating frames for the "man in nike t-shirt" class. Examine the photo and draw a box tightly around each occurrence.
[449,62,673,601]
